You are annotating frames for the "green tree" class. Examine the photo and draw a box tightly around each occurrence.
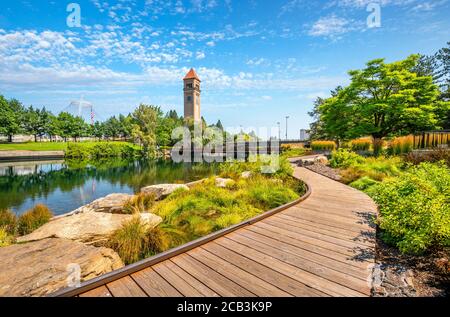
[131,104,158,157]
[317,55,449,154]
[22,106,40,142]
[104,116,121,140]
[56,112,86,142]
[0,96,24,142]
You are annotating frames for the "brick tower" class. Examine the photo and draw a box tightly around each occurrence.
[183,68,201,122]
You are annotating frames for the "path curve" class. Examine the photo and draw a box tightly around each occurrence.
[57,166,378,297]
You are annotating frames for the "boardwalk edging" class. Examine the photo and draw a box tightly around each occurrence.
[51,177,312,297]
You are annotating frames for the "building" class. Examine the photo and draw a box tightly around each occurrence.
[183,68,201,122]
[300,129,310,141]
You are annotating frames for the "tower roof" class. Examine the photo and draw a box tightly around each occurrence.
[183,68,201,81]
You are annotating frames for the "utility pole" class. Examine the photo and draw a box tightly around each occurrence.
[285,116,290,141]
[277,122,281,140]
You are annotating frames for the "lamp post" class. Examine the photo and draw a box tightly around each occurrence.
[285,116,290,141]
[277,122,281,140]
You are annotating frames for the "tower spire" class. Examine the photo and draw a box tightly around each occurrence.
[183,68,201,122]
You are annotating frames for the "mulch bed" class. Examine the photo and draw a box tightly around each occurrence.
[374,236,450,297]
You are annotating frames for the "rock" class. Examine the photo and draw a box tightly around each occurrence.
[0,238,123,297]
[241,171,252,179]
[141,184,189,200]
[17,212,162,244]
[62,194,134,216]
[215,178,235,188]
[88,193,134,214]
[140,213,164,230]
[296,155,328,167]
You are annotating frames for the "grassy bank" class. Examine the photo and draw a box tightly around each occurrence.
[0,142,68,151]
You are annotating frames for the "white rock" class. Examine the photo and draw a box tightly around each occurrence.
[215,178,235,188]
[141,184,189,200]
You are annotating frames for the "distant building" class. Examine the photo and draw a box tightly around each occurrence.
[300,129,310,141]
[183,68,201,122]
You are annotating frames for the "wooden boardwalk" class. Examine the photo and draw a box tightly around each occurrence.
[62,166,378,297]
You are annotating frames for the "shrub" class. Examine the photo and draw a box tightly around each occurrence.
[351,138,372,152]
[218,155,293,180]
[123,193,157,214]
[311,141,336,151]
[65,142,141,159]
[0,209,17,235]
[0,227,15,247]
[388,136,414,155]
[108,217,170,265]
[368,162,450,254]
[17,204,53,236]
[281,147,308,159]
[405,148,450,167]
[330,149,365,168]
[350,176,379,191]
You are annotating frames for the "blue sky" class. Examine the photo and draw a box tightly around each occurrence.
[0,0,449,138]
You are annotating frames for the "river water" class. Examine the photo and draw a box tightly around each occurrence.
[0,159,217,216]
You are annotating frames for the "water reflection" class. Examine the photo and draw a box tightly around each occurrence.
[0,159,217,216]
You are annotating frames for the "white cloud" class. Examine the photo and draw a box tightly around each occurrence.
[196,51,206,59]
[308,15,350,37]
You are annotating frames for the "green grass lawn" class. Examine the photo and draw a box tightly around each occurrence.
[0,142,68,151]
[0,141,140,152]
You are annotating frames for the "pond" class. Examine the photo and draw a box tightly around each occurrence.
[0,159,217,216]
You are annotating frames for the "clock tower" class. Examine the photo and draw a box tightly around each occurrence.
[183,68,201,122]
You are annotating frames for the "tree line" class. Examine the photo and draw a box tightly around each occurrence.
[308,42,450,154]
[0,96,225,148]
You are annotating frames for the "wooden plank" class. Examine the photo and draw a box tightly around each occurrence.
[171,254,256,297]
[216,237,361,297]
[265,216,374,249]
[132,267,183,297]
[157,260,219,297]
[283,207,373,233]
[254,221,359,258]
[152,262,204,297]
[189,247,292,297]
[79,286,112,297]
[228,232,370,296]
[238,229,370,281]
[106,276,147,297]
[205,242,328,297]
[247,224,370,270]
[277,213,375,239]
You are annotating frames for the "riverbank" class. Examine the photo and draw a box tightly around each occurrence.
[0,150,65,161]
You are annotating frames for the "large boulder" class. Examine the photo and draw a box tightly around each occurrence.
[85,193,134,214]
[59,194,134,217]
[17,212,162,244]
[0,238,124,297]
[141,184,189,200]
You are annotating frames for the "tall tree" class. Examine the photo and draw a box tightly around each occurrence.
[131,104,159,157]
[317,55,449,154]
[0,96,24,142]
[22,106,40,142]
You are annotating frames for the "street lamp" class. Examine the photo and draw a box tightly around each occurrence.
[285,116,290,141]
[277,122,281,140]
